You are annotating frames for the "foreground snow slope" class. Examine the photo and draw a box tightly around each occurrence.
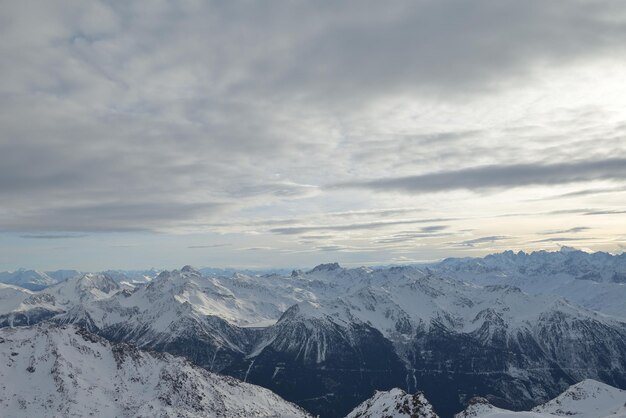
[456,379,626,418]
[0,325,311,418]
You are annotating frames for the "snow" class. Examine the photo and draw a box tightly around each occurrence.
[0,269,57,290]
[533,379,626,417]
[436,249,626,320]
[0,324,312,417]
[2,254,625,363]
[345,388,439,417]
[456,379,626,418]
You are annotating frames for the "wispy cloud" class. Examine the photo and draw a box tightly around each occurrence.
[269,219,454,235]
[20,234,87,239]
[541,226,590,235]
[187,244,231,249]
[452,236,510,247]
[531,236,596,243]
[335,158,626,194]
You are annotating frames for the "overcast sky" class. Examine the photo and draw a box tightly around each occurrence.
[1,0,625,270]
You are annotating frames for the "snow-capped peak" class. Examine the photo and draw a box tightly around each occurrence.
[345,388,439,418]
[309,262,342,273]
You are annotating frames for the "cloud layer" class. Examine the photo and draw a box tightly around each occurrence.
[1,0,625,268]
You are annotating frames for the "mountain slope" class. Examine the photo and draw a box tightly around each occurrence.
[456,379,626,418]
[532,379,626,417]
[0,284,62,327]
[0,324,311,418]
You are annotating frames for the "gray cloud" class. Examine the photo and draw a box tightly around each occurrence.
[187,244,231,249]
[542,186,626,200]
[270,219,454,235]
[1,1,625,268]
[273,0,626,101]
[584,209,626,216]
[5,201,229,232]
[454,236,510,247]
[541,227,590,235]
[20,234,88,239]
[336,158,626,193]
[532,237,596,243]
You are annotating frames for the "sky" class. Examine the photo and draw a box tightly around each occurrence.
[0,0,625,271]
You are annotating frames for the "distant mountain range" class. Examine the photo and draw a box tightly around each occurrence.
[1,249,626,417]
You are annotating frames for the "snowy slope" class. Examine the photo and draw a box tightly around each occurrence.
[345,388,439,418]
[45,269,81,282]
[532,379,626,417]
[0,324,311,418]
[456,379,626,418]
[42,272,121,305]
[0,284,62,327]
[0,284,34,313]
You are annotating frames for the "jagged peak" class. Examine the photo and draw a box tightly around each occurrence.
[277,302,326,323]
[309,262,342,273]
[455,397,496,418]
[291,269,303,277]
[346,387,439,418]
[559,245,584,253]
[75,273,119,291]
[181,265,198,273]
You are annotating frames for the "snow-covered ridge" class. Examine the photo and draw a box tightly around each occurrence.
[0,269,57,291]
[0,324,311,418]
[434,248,626,319]
[456,379,626,418]
[438,247,626,283]
[533,379,626,417]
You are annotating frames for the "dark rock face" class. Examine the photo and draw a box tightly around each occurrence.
[0,308,58,328]
[224,318,407,418]
[401,316,626,418]
[101,316,257,373]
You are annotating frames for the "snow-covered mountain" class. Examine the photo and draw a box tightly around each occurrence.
[0,269,57,291]
[435,248,626,319]
[44,269,81,282]
[2,256,626,417]
[100,268,160,284]
[0,324,312,417]
[456,379,626,418]
[345,388,439,418]
[533,379,626,417]
[0,284,62,327]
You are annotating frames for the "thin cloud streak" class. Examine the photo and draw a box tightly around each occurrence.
[269,219,455,235]
[20,234,88,239]
[335,158,626,193]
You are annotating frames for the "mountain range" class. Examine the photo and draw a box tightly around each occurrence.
[1,249,626,417]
